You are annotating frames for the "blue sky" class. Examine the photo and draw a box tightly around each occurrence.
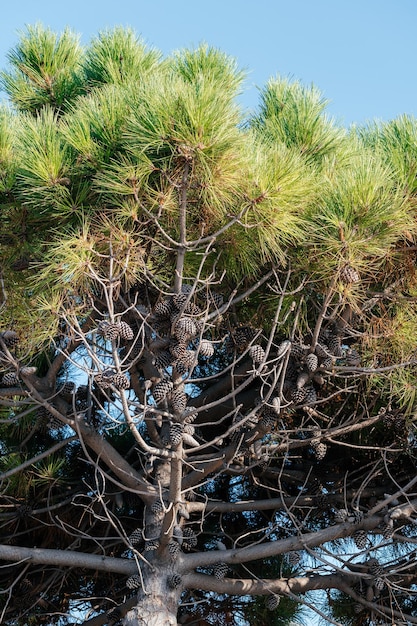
[0,0,416,127]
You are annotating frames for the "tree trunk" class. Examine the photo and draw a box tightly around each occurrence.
[123,569,179,626]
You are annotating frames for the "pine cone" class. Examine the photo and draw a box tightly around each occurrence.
[153,350,173,371]
[174,316,197,340]
[128,528,142,545]
[303,385,317,404]
[266,594,281,610]
[112,373,130,390]
[352,530,368,549]
[287,551,301,565]
[198,339,214,358]
[154,299,174,318]
[97,321,120,341]
[291,387,307,404]
[126,574,141,589]
[170,423,183,447]
[209,292,224,309]
[167,573,182,589]
[334,508,349,523]
[305,353,318,372]
[340,264,360,284]
[182,527,197,550]
[151,499,165,514]
[249,344,266,364]
[311,439,327,461]
[232,326,259,351]
[1,330,19,347]
[95,369,115,389]
[144,539,160,551]
[1,372,19,386]
[152,380,173,404]
[170,388,187,413]
[213,562,228,579]
[374,577,385,591]
[168,540,181,560]
[117,321,134,340]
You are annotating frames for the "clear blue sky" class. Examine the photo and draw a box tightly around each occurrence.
[0,0,416,127]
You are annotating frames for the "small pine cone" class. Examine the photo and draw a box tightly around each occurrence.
[167,573,182,590]
[1,330,19,347]
[393,413,406,434]
[170,388,187,413]
[1,372,19,386]
[259,409,276,431]
[172,293,189,310]
[213,562,228,579]
[271,396,281,415]
[153,350,173,371]
[97,321,120,341]
[315,343,330,359]
[168,540,181,560]
[151,499,165,514]
[340,264,360,284]
[334,508,349,523]
[380,520,393,539]
[145,539,160,551]
[95,369,115,389]
[353,530,368,549]
[249,344,266,364]
[312,441,327,461]
[303,385,317,404]
[305,353,318,372]
[174,316,197,340]
[351,509,364,524]
[353,603,364,614]
[320,356,333,369]
[182,527,197,550]
[176,349,196,372]
[277,340,291,358]
[117,321,134,340]
[266,594,281,611]
[287,551,301,565]
[345,348,360,366]
[126,574,142,589]
[291,387,307,404]
[112,373,130,390]
[198,339,214,358]
[374,577,385,591]
[209,292,224,309]
[154,299,173,318]
[19,578,33,593]
[128,528,142,545]
[170,423,183,447]
[233,326,259,350]
[327,335,342,357]
[296,371,310,389]
[290,343,308,360]
[76,399,89,413]
[183,423,195,436]
[152,379,173,404]
[183,408,197,423]
[170,341,188,360]
[369,560,384,577]
[184,302,201,316]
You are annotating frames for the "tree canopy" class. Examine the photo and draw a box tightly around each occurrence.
[0,25,417,626]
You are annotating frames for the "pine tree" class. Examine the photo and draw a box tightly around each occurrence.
[1,25,417,626]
